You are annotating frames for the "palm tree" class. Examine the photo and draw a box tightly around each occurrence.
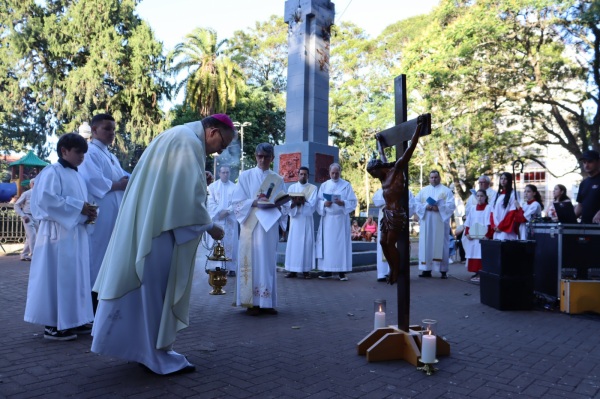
[169,28,245,116]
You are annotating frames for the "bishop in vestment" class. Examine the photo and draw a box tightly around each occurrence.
[91,115,234,375]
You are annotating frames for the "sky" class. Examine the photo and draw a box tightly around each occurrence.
[136,0,441,51]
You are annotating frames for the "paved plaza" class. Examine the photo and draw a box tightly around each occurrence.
[1,244,600,398]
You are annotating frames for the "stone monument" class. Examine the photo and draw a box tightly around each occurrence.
[275,0,337,184]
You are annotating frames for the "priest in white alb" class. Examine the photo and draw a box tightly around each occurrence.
[207,165,238,276]
[415,170,455,279]
[316,163,357,281]
[284,166,317,279]
[233,143,288,316]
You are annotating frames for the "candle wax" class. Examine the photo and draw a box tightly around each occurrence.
[421,334,437,363]
[374,311,386,329]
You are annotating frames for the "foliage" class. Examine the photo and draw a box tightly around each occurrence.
[169,28,245,116]
[229,15,288,106]
[398,0,599,199]
[0,0,168,157]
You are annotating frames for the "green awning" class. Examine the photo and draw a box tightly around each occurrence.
[9,151,49,167]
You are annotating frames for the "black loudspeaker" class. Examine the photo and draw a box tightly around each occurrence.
[481,240,536,277]
[480,271,534,310]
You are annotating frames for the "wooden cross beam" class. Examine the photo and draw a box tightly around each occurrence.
[376,114,432,150]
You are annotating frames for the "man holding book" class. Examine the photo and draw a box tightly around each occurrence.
[232,143,289,315]
[415,170,455,278]
[316,163,358,281]
[284,166,318,279]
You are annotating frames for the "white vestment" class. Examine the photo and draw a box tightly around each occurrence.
[461,204,491,261]
[14,188,38,259]
[490,191,519,240]
[91,121,213,375]
[233,167,286,308]
[372,189,417,279]
[465,187,497,217]
[24,162,94,330]
[519,200,542,240]
[78,138,127,286]
[285,182,318,273]
[415,184,455,272]
[207,179,238,268]
[315,178,357,272]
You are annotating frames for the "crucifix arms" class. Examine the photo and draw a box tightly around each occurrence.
[394,113,430,170]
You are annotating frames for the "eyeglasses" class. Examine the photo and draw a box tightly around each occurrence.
[216,129,228,150]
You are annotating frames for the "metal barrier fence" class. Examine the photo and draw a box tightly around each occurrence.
[0,203,25,244]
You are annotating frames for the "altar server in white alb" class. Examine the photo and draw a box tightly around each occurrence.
[284,166,318,279]
[78,114,129,312]
[207,165,238,276]
[91,115,233,375]
[316,163,358,281]
[372,188,416,282]
[415,170,455,279]
[24,134,98,341]
[233,143,288,316]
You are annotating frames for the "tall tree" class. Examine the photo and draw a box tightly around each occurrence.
[398,0,599,197]
[0,0,168,157]
[169,28,245,116]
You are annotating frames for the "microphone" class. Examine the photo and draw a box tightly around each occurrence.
[265,183,275,199]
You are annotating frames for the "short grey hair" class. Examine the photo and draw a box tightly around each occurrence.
[329,163,342,173]
[256,143,274,158]
[478,175,491,184]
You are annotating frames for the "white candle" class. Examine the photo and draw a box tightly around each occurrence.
[374,311,386,329]
[421,334,437,363]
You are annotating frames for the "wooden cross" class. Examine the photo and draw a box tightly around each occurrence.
[376,75,432,333]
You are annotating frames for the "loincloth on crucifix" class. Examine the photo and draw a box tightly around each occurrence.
[380,207,408,234]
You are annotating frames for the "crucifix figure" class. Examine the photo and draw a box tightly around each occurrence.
[367,114,431,285]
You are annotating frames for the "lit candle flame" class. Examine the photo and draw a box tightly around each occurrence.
[378,305,382,312]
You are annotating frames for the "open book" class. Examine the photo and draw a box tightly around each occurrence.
[323,193,341,202]
[258,191,290,207]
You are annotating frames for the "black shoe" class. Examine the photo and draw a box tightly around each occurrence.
[44,326,77,341]
[166,364,196,375]
[303,272,311,279]
[69,323,93,335]
[418,271,432,278]
[285,272,297,278]
[441,272,448,279]
[339,273,348,281]
[259,308,278,315]
[318,272,333,280]
[246,307,260,316]
[377,277,387,282]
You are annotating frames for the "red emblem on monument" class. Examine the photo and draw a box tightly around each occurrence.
[279,153,301,182]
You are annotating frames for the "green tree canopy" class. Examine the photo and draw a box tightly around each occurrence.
[169,28,245,116]
[0,0,168,158]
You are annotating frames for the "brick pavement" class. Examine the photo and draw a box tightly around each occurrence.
[1,247,600,398]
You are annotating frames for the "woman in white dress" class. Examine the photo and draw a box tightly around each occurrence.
[518,184,543,239]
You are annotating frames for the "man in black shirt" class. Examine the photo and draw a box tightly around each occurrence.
[575,150,600,224]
